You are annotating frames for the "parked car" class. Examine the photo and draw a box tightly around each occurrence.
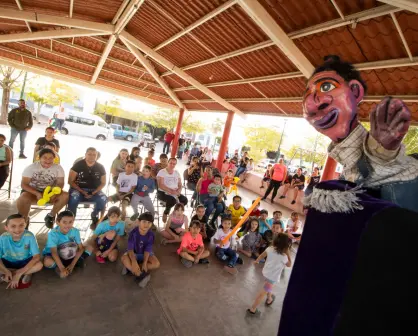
[61,112,113,141]
[110,123,140,142]
[257,158,276,169]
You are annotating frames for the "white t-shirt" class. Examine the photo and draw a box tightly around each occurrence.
[205,152,213,162]
[157,169,181,190]
[262,247,289,282]
[57,109,66,119]
[117,172,138,193]
[213,228,233,249]
[22,162,65,191]
[286,218,303,234]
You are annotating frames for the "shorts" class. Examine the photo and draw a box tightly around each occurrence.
[170,227,185,235]
[264,277,276,292]
[135,252,154,262]
[43,253,74,268]
[109,192,132,203]
[262,177,271,182]
[285,176,292,184]
[294,185,304,191]
[96,237,117,253]
[1,257,32,269]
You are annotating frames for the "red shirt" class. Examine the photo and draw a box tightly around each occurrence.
[164,132,175,143]
[272,163,287,182]
[177,231,203,255]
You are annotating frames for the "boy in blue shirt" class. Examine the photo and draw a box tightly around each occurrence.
[267,210,284,231]
[258,210,271,235]
[43,210,89,278]
[130,165,156,218]
[86,206,125,264]
[121,212,160,288]
[0,214,42,289]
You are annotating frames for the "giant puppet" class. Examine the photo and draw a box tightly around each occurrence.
[278,56,418,336]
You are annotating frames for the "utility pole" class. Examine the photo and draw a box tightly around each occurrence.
[20,72,27,99]
[276,119,287,161]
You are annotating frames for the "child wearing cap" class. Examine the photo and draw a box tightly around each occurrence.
[121,212,160,288]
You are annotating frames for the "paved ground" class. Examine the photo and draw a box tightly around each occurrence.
[0,123,301,336]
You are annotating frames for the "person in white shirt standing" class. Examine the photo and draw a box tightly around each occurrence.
[55,106,66,131]
[248,233,292,316]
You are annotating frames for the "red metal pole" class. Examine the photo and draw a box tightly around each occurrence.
[171,108,184,158]
[216,111,234,171]
[320,155,338,181]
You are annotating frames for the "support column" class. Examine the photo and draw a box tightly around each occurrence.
[216,111,234,171]
[171,108,185,158]
[320,155,338,181]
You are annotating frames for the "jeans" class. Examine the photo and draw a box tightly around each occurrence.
[204,196,225,225]
[263,179,282,200]
[157,190,188,215]
[9,128,27,154]
[67,188,107,217]
[216,247,238,266]
[163,142,171,154]
[56,119,65,131]
[235,167,246,177]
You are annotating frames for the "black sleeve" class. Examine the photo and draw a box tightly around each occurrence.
[53,139,60,149]
[300,175,305,183]
[98,163,106,176]
[71,160,82,173]
[293,174,298,179]
[35,137,44,146]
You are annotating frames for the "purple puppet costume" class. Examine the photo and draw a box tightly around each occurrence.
[278,56,418,335]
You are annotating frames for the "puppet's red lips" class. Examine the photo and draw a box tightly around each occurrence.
[314,109,339,129]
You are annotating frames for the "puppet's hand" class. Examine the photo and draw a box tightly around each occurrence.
[370,97,411,150]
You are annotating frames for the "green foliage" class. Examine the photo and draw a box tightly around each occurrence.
[26,91,48,105]
[148,109,205,135]
[211,117,224,135]
[47,81,78,106]
[244,126,282,162]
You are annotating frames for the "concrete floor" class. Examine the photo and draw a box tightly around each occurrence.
[0,124,301,336]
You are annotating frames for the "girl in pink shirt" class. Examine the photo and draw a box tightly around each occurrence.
[177,220,210,268]
[160,203,189,245]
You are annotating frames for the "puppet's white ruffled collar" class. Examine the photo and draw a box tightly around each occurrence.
[303,186,364,213]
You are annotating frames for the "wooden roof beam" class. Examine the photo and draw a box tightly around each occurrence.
[378,0,418,14]
[14,0,31,32]
[121,31,245,118]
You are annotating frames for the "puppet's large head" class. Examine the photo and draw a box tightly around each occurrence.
[303,55,367,142]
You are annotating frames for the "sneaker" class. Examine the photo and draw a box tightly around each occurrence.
[121,266,128,276]
[246,308,261,316]
[181,257,193,268]
[236,257,244,265]
[21,274,32,284]
[224,265,238,275]
[130,213,139,221]
[19,154,27,159]
[136,271,151,288]
[162,213,168,223]
[96,256,105,264]
[44,214,55,229]
[198,258,210,264]
[291,200,296,205]
[279,195,285,199]
[76,258,86,268]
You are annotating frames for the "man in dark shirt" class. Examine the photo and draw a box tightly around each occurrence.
[67,147,107,225]
[280,168,306,205]
[8,99,33,158]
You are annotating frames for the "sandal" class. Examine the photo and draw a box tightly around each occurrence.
[265,294,276,306]
[246,308,261,316]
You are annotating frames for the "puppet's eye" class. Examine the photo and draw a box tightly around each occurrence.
[320,82,336,92]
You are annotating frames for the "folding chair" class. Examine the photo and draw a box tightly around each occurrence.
[153,191,166,229]
[182,168,195,199]
[0,145,13,199]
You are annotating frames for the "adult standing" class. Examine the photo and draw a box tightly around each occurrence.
[16,148,68,228]
[55,106,66,131]
[304,167,321,196]
[67,147,107,225]
[201,148,213,170]
[163,129,175,155]
[177,135,186,159]
[156,158,188,223]
[261,158,287,203]
[8,99,33,159]
[0,134,12,189]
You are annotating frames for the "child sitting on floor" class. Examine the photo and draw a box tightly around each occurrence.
[160,203,189,245]
[228,195,246,227]
[267,211,284,232]
[43,210,90,278]
[130,165,156,218]
[258,209,272,235]
[191,204,208,240]
[238,217,262,259]
[121,212,160,288]
[213,214,242,275]
[223,169,234,194]
[108,160,137,219]
[248,233,292,316]
[86,206,125,264]
[0,214,43,289]
[177,220,210,268]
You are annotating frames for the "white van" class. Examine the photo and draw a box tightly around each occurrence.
[61,112,113,141]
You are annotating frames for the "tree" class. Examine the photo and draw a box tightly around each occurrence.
[0,66,24,124]
[244,126,282,162]
[211,117,224,135]
[26,91,48,124]
[47,80,78,107]
[148,109,205,135]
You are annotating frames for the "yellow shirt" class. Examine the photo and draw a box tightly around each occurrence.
[228,204,246,226]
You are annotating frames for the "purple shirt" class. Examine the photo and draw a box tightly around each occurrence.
[127,229,154,255]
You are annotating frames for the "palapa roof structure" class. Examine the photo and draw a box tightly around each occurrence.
[0,0,417,121]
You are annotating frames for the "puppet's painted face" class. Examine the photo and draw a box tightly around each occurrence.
[303,71,364,142]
